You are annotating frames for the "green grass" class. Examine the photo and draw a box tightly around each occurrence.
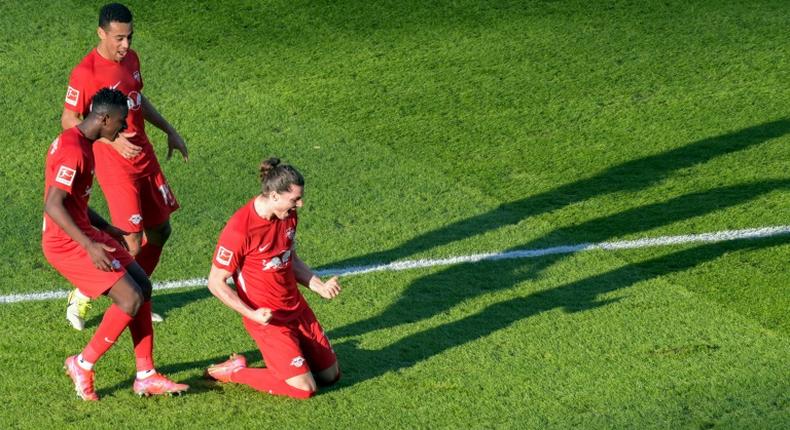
[0,0,788,428]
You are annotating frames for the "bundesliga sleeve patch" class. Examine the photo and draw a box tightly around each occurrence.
[215,246,234,266]
[65,86,80,107]
[55,165,77,186]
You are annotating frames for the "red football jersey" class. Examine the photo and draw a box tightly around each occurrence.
[64,48,159,183]
[212,199,307,322]
[42,127,96,245]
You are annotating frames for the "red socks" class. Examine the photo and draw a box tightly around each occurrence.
[129,300,154,371]
[135,242,163,276]
[82,304,134,363]
[230,368,314,399]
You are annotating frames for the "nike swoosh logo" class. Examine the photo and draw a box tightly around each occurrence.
[110,80,122,89]
[258,244,270,252]
[104,337,115,344]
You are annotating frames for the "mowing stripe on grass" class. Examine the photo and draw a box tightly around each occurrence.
[3,225,788,304]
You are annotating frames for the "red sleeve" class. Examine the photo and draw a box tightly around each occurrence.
[64,66,89,115]
[212,218,245,272]
[132,50,143,90]
[48,136,84,195]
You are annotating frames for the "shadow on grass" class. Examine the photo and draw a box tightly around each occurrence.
[331,179,790,338]
[97,349,264,397]
[328,235,788,390]
[84,285,213,328]
[318,118,789,272]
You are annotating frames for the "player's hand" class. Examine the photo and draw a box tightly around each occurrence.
[102,132,142,159]
[249,307,273,325]
[104,225,130,250]
[166,131,189,161]
[311,276,342,300]
[86,241,118,272]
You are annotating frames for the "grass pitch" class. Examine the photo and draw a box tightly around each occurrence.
[0,0,788,428]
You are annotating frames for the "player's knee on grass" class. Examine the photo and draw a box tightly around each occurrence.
[108,275,145,316]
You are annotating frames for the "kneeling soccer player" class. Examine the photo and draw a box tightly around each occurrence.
[205,157,341,399]
[42,88,188,401]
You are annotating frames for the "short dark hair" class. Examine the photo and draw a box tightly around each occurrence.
[91,87,128,116]
[99,3,132,29]
[260,158,305,194]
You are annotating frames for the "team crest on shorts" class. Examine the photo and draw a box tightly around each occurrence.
[290,356,305,368]
[129,214,143,225]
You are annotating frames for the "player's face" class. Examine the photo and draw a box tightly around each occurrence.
[100,109,128,141]
[97,21,134,62]
[271,185,304,219]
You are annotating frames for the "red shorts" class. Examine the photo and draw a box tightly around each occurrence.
[104,170,179,233]
[42,230,135,299]
[243,307,337,380]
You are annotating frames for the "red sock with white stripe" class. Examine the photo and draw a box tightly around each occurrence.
[229,368,314,399]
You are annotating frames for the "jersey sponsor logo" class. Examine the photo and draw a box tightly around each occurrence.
[290,356,305,368]
[65,86,80,106]
[133,71,141,82]
[55,165,77,186]
[127,91,142,110]
[216,246,234,266]
[49,138,60,155]
[262,250,291,271]
[129,214,142,225]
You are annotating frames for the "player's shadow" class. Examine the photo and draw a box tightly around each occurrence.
[97,349,265,397]
[330,178,790,339]
[317,118,789,273]
[85,285,213,328]
[328,235,788,390]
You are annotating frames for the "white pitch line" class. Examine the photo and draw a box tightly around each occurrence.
[3,225,788,304]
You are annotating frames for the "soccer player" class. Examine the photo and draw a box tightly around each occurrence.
[44,88,188,401]
[205,158,341,399]
[62,3,188,329]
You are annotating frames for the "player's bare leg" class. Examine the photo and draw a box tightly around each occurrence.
[314,361,341,387]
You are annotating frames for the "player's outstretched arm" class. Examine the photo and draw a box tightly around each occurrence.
[207,265,272,325]
[45,187,117,271]
[293,253,342,300]
[140,94,189,161]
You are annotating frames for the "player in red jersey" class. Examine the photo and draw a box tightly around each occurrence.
[61,3,188,329]
[205,158,342,399]
[44,88,188,401]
